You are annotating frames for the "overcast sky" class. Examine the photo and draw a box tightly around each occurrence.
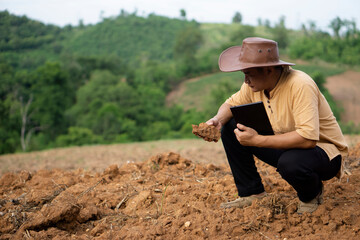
[1,0,360,31]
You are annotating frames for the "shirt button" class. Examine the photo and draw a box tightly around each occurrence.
[267,100,270,103]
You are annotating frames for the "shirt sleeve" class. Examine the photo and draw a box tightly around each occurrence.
[292,80,320,141]
[225,82,252,106]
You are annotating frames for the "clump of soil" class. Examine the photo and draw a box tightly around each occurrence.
[192,122,221,142]
[1,145,360,239]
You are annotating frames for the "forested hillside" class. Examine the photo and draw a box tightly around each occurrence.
[63,13,199,62]
[1,10,359,154]
[0,10,207,154]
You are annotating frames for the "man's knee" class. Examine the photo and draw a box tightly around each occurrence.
[277,151,306,179]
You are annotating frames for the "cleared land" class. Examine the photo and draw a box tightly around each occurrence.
[1,138,360,239]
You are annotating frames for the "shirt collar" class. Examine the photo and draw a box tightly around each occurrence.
[265,66,291,99]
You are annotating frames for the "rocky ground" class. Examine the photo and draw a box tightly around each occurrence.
[1,140,360,239]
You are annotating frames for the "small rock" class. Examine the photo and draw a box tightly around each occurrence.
[184,221,191,227]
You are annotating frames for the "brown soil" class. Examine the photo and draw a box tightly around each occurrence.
[192,123,221,142]
[326,71,360,124]
[1,139,360,240]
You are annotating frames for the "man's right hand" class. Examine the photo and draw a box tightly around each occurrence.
[206,117,222,130]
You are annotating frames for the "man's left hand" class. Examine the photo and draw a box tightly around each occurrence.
[234,124,260,146]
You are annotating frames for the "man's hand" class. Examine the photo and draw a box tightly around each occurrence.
[206,117,222,131]
[234,124,317,149]
[234,124,261,146]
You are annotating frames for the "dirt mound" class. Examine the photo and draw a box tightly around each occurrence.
[1,146,360,239]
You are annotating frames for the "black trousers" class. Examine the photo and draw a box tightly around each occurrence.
[221,119,342,202]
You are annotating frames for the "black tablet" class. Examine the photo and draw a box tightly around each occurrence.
[230,101,274,135]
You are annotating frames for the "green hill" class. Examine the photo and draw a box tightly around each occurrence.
[1,10,360,155]
[0,11,201,70]
[62,14,198,63]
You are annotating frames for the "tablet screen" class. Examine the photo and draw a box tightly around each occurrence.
[230,101,274,135]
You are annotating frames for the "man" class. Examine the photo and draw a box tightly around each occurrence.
[207,37,348,214]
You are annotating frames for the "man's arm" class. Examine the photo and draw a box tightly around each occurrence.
[235,124,317,149]
[206,102,233,130]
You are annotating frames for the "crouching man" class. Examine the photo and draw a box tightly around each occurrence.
[207,37,348,214]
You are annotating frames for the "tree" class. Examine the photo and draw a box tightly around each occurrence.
[264,19,271,28]
[228,25,255,46]
[329,17,343,38]
[180,9,186,19]
[30,62,73,142]
[173,25,204,76]
[342,19,357,38]
[78,19,85,29]
[232,12,242,24]
[0,96,20,154]
[19,94,43,151]
[95,103,123,141]
[272,16,288,49]
[67,70,141,140]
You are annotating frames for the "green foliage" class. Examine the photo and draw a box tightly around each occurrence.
[339,121,360,135]
[95,103,124,141]
[131,60,178,92]
[0,96,20,154]
[288,17,360,65]
[232,12,242,24]
[227,25,255,47]
[30,62,73,140]
[180,9,186,19]
[63,14,198,63]
[174,24,204,76]
[178,108,207,138]
[206,78,240,117]
[198,23,239,53]
[329,17,343,38]
[67,70,136,138]
[142,121,172,141]
[271,16,289,49]
[55,127,103,147]
[0,10,61,51]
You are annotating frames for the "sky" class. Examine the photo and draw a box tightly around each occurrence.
[1,0,360,31]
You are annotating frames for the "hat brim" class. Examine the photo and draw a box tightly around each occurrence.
[218,46,295,72]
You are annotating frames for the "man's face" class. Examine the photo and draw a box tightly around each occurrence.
[241,67,269,92]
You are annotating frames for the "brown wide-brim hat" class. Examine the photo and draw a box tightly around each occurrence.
[218,37,295,72]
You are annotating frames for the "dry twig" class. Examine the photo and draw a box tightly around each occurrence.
[115,194,129,211]
[77,178,105,199]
